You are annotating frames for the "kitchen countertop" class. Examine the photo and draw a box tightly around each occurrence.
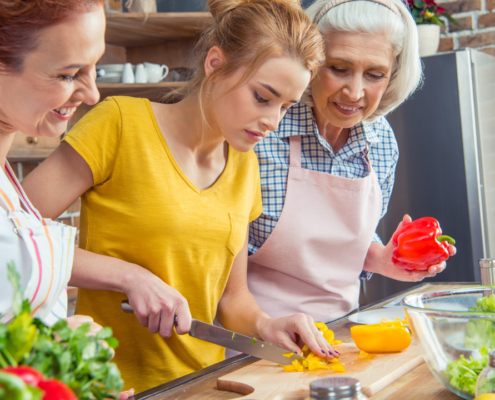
[132,283,471,400]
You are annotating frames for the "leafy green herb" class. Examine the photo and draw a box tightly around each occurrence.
[471,295,495,312]
[252,338,257,345]
[446,347,489,396]
[231,333,235,340]
[465,295,495,349]
[0,262,123,399]
[445,294,495,396]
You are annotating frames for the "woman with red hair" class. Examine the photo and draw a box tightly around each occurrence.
[0,0,105,323]
[0,2,135,397]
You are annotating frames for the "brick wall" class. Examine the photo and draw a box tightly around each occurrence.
[439,0,495,56]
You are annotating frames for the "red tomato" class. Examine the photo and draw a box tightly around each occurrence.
[38,379,77,400]
[2,366,44,386]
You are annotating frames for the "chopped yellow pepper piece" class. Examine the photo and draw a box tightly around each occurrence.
[282,321,344,373]
[332,363,346,372]
[315,322,328,331]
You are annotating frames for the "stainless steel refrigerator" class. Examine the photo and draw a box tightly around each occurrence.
[360,49,495,305]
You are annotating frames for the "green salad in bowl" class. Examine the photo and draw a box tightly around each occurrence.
[402,287,495,399]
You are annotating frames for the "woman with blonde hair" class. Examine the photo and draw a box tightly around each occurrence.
[247,0,456,323]
[22,0,333,394]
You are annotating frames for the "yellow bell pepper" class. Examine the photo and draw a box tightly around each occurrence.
[350,321,411,353]
[282,322,345,372]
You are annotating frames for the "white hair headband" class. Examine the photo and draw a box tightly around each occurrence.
[314,0,402,24]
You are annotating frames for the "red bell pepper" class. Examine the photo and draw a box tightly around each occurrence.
[2,366,44,387]
[37,379,77,400]
[0,367,77,400]
[392,217,455,271]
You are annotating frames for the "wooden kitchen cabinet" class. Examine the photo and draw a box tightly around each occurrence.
[70,11,213,126]
[7,131,61,162]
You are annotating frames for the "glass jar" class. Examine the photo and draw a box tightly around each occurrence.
[309,377,368,400]
[476,350,495,396]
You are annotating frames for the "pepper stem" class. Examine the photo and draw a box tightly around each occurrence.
[437,235,456,245]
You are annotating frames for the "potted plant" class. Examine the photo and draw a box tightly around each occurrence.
[407,0,459,57]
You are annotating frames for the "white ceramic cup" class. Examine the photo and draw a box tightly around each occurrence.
[135,63,147,83]
[143,62,169,83]
[122,63,135,84]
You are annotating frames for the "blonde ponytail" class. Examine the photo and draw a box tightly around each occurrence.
[162,0,324,105]
[209,0,301,22]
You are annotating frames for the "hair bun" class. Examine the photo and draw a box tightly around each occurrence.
[208,0,301,22]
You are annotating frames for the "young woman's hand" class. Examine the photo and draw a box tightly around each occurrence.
[255,313,339,360]
[364,215,457,282]
[124,267,192,337]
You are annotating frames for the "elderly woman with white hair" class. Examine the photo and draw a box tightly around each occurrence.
[246,0,456,323]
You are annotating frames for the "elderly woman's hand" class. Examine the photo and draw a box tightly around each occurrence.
[65,315,116,360]
[65,314,102,333]
[116,389,135,400]
[255,313,340,360]
[364,215,457,282]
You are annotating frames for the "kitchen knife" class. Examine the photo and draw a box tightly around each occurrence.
[121,300,305,365]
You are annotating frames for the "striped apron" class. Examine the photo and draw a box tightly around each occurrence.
[0,163,76,325]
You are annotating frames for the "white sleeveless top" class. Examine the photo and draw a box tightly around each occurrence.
[0,163,76,325]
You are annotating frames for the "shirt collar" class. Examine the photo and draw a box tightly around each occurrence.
[276,103,381,145]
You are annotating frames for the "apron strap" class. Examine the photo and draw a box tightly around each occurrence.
[4,163,42,221]
[289,135,302,168]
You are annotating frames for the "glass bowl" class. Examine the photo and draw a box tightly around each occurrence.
[402,286,495,400]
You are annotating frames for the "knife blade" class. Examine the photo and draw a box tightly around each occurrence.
[121,300,305,365]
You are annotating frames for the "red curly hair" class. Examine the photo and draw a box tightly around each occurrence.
[0,0,106,72]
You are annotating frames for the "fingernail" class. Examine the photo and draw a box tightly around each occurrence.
[335,351,340,356]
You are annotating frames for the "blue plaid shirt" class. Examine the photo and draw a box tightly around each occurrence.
[248,103,399,280]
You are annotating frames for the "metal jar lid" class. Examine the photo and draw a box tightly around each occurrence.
[310,377,362,399]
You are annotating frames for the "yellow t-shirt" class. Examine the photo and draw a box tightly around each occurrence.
[66,96,263,393]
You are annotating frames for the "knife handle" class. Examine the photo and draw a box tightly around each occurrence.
[121,300,178,325]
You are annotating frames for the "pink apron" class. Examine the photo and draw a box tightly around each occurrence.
[248,135,383,323]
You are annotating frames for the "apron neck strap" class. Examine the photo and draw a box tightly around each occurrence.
[2,163,42,220]
[289,135,302,168]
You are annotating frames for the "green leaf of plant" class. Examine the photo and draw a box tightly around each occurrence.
[0,324,7,350]
[7,261,24,317]
[445,13,460,26]
[412,8,421,16]
[105,337,119,350]
[414,0,426,8]
[6,312,37,362]
[82,341,97,360]
[430,15,445,27]
[96,327,113,340]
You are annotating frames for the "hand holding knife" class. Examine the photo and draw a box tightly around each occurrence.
[121,300,305,365]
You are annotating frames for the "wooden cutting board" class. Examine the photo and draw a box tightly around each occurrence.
[217,343,424,399]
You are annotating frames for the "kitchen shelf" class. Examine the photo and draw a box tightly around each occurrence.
[7,148,57,163]
[7,133,61,162]
[97,82,184,100]
[105,12,213,47]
